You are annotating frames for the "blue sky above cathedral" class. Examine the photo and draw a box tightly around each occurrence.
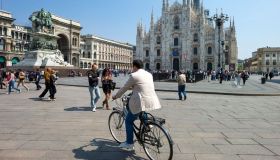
[2,0,280,59]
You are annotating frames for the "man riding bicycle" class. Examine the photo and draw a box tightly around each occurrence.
[112,60,162,150]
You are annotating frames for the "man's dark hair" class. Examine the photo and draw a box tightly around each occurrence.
[133,60,143,69]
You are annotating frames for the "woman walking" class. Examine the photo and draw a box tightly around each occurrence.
[101,68,112,110]
[17,70,29,91]
[6,71,21,94]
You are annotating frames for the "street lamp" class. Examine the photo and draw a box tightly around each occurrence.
[209,11,229,69]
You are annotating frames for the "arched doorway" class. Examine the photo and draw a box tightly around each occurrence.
[207,62,213,71]
[11,57,20,66]
[156,63,161,70]
[193,63,199,71]
[72,57,77,67]
[57,34,69,63]
[145,63,150,70]
[0,56,6,68]
[173,58,179,71]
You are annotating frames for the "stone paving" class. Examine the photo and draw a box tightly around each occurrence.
[0,85,280,160]
[53,74,280,95]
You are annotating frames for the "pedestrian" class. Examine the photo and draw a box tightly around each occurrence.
[112,60,161,150]
[207,70,211,82]
[236,71,241,86]
[35,68,42,90]
[39,68,51,99]
[6,70,21,94]
[101,68,113,110]
[86,63,101,112]
[177,71,187,100]
[241,71,248,86]
[269,72,274,80]
[17,70,30,91]
[49,70,57,101]
[0,68,6,89]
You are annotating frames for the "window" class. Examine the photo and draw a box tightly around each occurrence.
[3,28,7,36]
[273,54,276,57]
[94,52,97,59]
[266,54,269,57]
[174,16,180,30]
[0,27,2,35]
[88,52,91,58]
[193,47,198,55]
[0,39,4,50]
[208,47,212,54]
[266,60,269,65]
[15,32,18,39]
[82,52,85,58]
[193,33,198,42]
[174,38,179,46]
[157,49,161,57]
[273,60,277,65]
[94,45,97,50]
[11,32,14,39]
[156,36,161,44]
[27,35,30,41]
[146,50,149,57]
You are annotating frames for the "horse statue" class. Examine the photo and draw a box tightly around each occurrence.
[29,8,53,32]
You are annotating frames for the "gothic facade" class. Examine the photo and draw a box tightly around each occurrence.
[136,0,238,71]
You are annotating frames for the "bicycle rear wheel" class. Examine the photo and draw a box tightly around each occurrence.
[108,111,126,143]
[142,122,173,160]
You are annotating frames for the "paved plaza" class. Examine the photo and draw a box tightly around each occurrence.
[0,81,280,159]
[54,75,280,96]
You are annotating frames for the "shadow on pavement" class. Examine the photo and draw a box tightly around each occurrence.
[267,79,280,84]
[64,106,103,112]
[29,97,52,102]
[72,138,147,160]
[161,98,180,101]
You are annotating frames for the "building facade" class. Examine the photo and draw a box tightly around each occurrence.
[80,35,133,70]
[136,0,238,71]
[0,10,32,68]
[251,47,280,73]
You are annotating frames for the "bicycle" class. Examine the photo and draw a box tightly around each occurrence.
[108,93,173,160]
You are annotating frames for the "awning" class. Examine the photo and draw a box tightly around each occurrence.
[12,58,19,64]
[0,56,6,63]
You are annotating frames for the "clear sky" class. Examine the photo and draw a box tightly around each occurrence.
[2,0,280,59]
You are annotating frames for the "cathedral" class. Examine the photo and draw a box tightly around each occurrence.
[136,0,238,71]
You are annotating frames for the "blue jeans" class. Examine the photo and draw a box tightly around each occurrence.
[89,86,100,108]
[8,80,20,94]
[178,85,186,99]
[125,110,140,144]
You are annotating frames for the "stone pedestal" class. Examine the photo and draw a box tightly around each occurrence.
[16,50,72,67]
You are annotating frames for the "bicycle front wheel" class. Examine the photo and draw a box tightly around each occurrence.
[142,122,173,160]
[108,111,126,143]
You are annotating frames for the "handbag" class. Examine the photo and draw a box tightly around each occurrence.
[110,81,116,90]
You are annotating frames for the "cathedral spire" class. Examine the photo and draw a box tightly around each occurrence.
[162,0,165,12]
[183,0,187,6]
[232,17,236,32]
[166,0,169,9]
[150,9,154,30]
[187,0,191,8]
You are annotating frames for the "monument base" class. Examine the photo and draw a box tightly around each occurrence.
[15,49,73,68]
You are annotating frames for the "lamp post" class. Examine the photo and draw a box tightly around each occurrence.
[210,12,229,69]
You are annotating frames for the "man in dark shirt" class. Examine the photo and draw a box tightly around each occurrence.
[86,63,101,112]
